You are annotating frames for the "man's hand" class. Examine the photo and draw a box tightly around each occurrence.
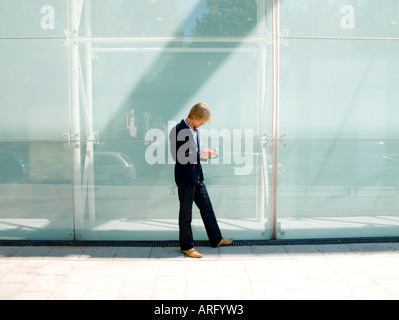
[200,148,217,160]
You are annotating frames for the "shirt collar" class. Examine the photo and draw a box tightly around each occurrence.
[184,118,198,133]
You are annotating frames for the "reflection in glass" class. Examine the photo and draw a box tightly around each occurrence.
[0,142,74,240]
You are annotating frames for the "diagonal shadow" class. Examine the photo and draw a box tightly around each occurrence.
[97,0,263,138]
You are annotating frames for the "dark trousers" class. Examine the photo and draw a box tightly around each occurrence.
[178,180,223,250]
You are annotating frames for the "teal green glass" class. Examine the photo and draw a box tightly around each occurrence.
[1,0,398,241]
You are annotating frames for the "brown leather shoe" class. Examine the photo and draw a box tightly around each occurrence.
[181,248,203,258]
[217,238,234,247]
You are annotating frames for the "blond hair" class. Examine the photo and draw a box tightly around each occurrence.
[188,103,211,123]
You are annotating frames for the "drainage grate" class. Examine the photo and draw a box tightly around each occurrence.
[1,237,399,247]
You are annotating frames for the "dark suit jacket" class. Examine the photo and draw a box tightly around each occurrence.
[169,119,204,186]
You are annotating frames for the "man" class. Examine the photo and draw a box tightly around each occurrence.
[169,103,233,258]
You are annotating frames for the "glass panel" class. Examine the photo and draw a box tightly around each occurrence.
[75,0,273,240]
[0,36,72,239]
[279,140,399,239]
[280,0,399,38]
[0,39,70,140]
[0,0,67,38]
[279,39,399,139]
[88,0,267,37]
[0,142,74,240]
[78,49,272,240]
[278,37,399,239]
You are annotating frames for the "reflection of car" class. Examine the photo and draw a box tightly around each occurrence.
[36,152,136,185]
[0,151,32,183]
[203,152,285,185]
[94,152,136,185]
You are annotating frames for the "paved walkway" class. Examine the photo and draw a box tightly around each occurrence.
[1,242,399,300]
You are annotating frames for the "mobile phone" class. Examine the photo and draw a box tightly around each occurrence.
[210,148,218,159]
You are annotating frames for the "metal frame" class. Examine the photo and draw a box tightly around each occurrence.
[68,0,95,239]
[271,0,280,239]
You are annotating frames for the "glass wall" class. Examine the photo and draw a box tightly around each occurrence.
[0,1,73,240]
[278,0,399,239]
[0,0,273,241]
[0,0,398,241]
